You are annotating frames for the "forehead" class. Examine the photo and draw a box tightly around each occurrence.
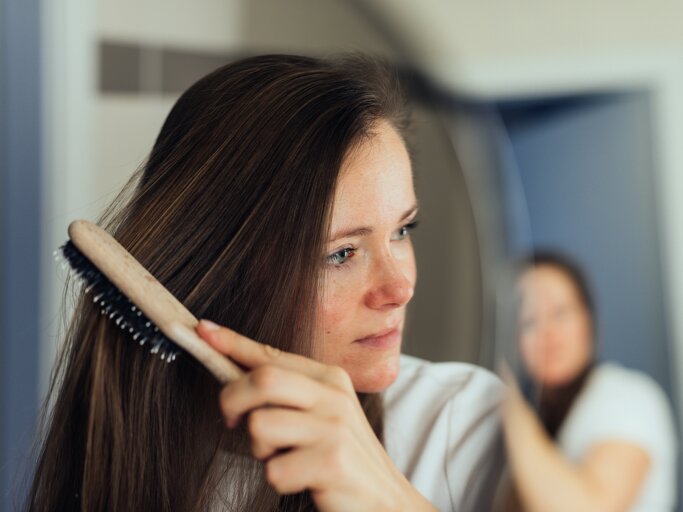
[519,266,580,306]
[331,120,415,225]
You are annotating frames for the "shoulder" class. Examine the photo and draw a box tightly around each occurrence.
[385,353,505,408]
[383,354,506,511]
[591,362,662,391]
[562,362,677,457]
[583,363,673,420]
[601,362,666,393]
[383,353,504,438]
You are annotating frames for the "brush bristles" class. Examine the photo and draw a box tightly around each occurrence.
[57,240,180,363]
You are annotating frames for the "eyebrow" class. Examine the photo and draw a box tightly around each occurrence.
[329,203,419,242]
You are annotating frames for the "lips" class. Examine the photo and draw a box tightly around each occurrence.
[354,324,402,349]
[356,326,397,341]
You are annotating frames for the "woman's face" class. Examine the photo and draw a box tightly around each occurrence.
[316,119,418,393]
[517,265,593,387]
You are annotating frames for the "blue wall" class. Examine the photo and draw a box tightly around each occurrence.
[498,92,673,396]
[1,0,43,509]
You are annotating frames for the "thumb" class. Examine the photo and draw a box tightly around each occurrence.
[496,358,525,401]
[496,359,516,387]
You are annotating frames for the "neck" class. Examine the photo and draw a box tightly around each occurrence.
[536,362,595,438]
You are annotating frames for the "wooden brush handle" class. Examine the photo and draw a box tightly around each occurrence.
[68,219,244,384]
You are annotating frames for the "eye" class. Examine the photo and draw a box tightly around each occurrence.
[326,247,356,267]
[520,318,537,332]
[554,306,572,320]
[392,220,419,241]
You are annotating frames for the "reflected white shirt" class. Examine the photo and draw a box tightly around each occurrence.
[557,362,679,512]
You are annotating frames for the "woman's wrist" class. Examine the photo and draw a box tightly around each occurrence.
[406,489,438,511]
[393,478,438,512]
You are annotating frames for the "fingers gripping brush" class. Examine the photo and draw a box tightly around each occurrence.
[58,219,244,384]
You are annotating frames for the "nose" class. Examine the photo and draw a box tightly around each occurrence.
[365,251,415,310]
[537,319,558,348]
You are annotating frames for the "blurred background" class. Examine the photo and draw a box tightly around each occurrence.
[2,0,682,509]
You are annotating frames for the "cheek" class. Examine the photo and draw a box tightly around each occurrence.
[318,273,359,338]
[520,333,542,372]
[320,293,348,334]
[565,318,593,366]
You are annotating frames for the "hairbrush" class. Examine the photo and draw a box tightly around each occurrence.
[57,219,244,384]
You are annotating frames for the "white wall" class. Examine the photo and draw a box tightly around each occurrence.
[41,0,97,395]
[371,1,683,80]
[98,0,244,49]
[93,0,245,206]
[40,0,244,397]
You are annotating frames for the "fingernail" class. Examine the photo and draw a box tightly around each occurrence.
[200,319,220,331]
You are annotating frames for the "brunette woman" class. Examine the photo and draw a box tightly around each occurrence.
[26,54,504,511]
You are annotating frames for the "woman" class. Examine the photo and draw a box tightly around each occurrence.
[500,251,678,511]
[26,54,503,511]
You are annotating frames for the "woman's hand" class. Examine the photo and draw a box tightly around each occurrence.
[498,361,540,437]
[195,319,436,512]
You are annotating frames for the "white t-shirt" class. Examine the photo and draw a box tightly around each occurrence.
[557,362,679,511]
[382,353,506,511]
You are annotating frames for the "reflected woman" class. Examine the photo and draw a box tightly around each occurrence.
[500,250,678,511]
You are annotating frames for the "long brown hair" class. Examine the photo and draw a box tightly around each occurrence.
[25,53,410,511]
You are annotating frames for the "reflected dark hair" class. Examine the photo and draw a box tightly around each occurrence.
[25,53,410,512]
[520,249,596,330]
[517,249,597,439]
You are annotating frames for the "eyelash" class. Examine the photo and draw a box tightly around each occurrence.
[325,220,420,268]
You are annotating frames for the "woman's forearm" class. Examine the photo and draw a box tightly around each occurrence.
[502,399,610,512]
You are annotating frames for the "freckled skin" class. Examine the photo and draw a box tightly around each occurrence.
[316,120,417,393]
[517,266,594,388]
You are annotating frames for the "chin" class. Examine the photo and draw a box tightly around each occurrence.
[539,368,578,388]
[350,354,401,393]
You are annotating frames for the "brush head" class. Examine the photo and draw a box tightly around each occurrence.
[58,240,180,362]
[57,219,243,383]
